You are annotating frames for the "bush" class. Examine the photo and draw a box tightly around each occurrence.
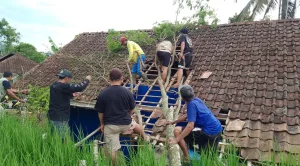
[106,29,155,54]
[26,85,50,113]
[106,29,122,54]
[153,21,183,41]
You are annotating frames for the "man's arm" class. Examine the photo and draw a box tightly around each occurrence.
[180,41,185,58]
[65,79,90,94]
[98,113,104,126]
[6,89,23,102]
[3,81,23,102]
[168,114,187,125]
[129,109,134,116]
[127,42,134,62]
[175,122,194,142]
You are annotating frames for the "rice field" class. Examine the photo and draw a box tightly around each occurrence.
[0,114,299,166]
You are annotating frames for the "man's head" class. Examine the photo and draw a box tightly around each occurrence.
[180,85,195,102]
[3,72,13,81]
[109,68,123,85]
[57,69,72,83]
[180,28,188,35]
[120,36,128,46]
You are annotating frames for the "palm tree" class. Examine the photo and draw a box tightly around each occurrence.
[235,0,298,22]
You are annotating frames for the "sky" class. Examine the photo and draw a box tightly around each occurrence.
[1,0,299,52]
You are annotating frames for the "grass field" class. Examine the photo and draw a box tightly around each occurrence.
[0,114,299,166]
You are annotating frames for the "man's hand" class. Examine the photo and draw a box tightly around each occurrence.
[19,99,25,103]
[86,75,92,81]
[100,125,104,132]
[168,137,178,144]
[22,89,29,94]
[165,121,174,126]
[180,53,184,60]
[73,92,80,97]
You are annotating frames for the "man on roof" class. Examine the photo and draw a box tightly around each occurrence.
[156,40,173,83]
[0,71,28,103]
[120,37,148,83]
[174,28,193,87]
[168,85,222,161]
[48,69,91,140]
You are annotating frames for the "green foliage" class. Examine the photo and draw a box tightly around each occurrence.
[229,12,253,23]
[106,29,122,54]
[0,18,20,54]
[26,85,50,113]
[125,30,155,46]
[13,42,47,63]
[106,29,155,54]
[48,36,60,53]
[153,21,183,41]
[153,0,218,41]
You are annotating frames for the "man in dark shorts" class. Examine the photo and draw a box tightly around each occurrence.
[174,28,193,87]
[168,85,222,161]
[95,68,148,166]
[156,40,173,82]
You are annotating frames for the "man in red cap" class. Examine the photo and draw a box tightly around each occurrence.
[120,37,148,83]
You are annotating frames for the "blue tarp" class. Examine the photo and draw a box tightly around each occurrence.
[69,85,182,157]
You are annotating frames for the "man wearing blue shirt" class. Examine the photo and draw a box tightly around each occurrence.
[168,85,222,160]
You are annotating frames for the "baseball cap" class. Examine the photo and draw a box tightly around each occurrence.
[120,36,127,45]
[57,69,72,78]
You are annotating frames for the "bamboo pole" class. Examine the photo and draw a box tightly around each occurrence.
[93,140,99,166]
[74,127,101,147]
[78,160,86,166]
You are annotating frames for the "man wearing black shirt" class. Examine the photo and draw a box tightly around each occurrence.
[48,69,91,139]
[95,68,147,166]
[174,28,193,87]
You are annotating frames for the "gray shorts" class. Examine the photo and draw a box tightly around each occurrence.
[49,120,69,139]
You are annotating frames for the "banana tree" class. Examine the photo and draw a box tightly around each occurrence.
[235,0,298,21]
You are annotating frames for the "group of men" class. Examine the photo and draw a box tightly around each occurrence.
[0,27,222,165]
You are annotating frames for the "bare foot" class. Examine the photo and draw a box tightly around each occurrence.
[172,84,180,88]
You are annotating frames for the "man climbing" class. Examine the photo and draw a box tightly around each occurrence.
[120,37,148,84]
[156,40,173,83]
[168,85,222,161]
[0,71,28,103]
[48,69,91,139]
[95,68,148,166]
[174,28,193,87]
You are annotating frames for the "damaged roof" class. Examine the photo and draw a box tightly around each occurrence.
[0,53,38,75]
[15,19,300,162]
[188,19,300,162]
[15,31,155,101]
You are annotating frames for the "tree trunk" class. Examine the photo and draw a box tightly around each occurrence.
[93,140,99,166]
[281,0,288,19]
[166,107,182,166]
[157,77,181,166]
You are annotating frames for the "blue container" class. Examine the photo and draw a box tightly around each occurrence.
[69,85,180,158]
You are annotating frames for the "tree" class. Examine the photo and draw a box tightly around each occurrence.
[48,37,61,53]
[236,0,298,21]
[229,11,253,23]
[0,18,20,54]
[13,42,47,63]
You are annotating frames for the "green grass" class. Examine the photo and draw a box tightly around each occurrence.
[1,114,300,166]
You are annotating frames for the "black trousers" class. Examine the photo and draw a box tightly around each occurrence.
[184,129,222,151]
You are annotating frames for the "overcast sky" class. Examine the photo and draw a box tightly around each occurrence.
[1,0,299,52]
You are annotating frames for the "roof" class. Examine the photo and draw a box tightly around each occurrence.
[15,30,155,101]
[15,19,300,162]
[0,53,38,74]
[188,19,300,162]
